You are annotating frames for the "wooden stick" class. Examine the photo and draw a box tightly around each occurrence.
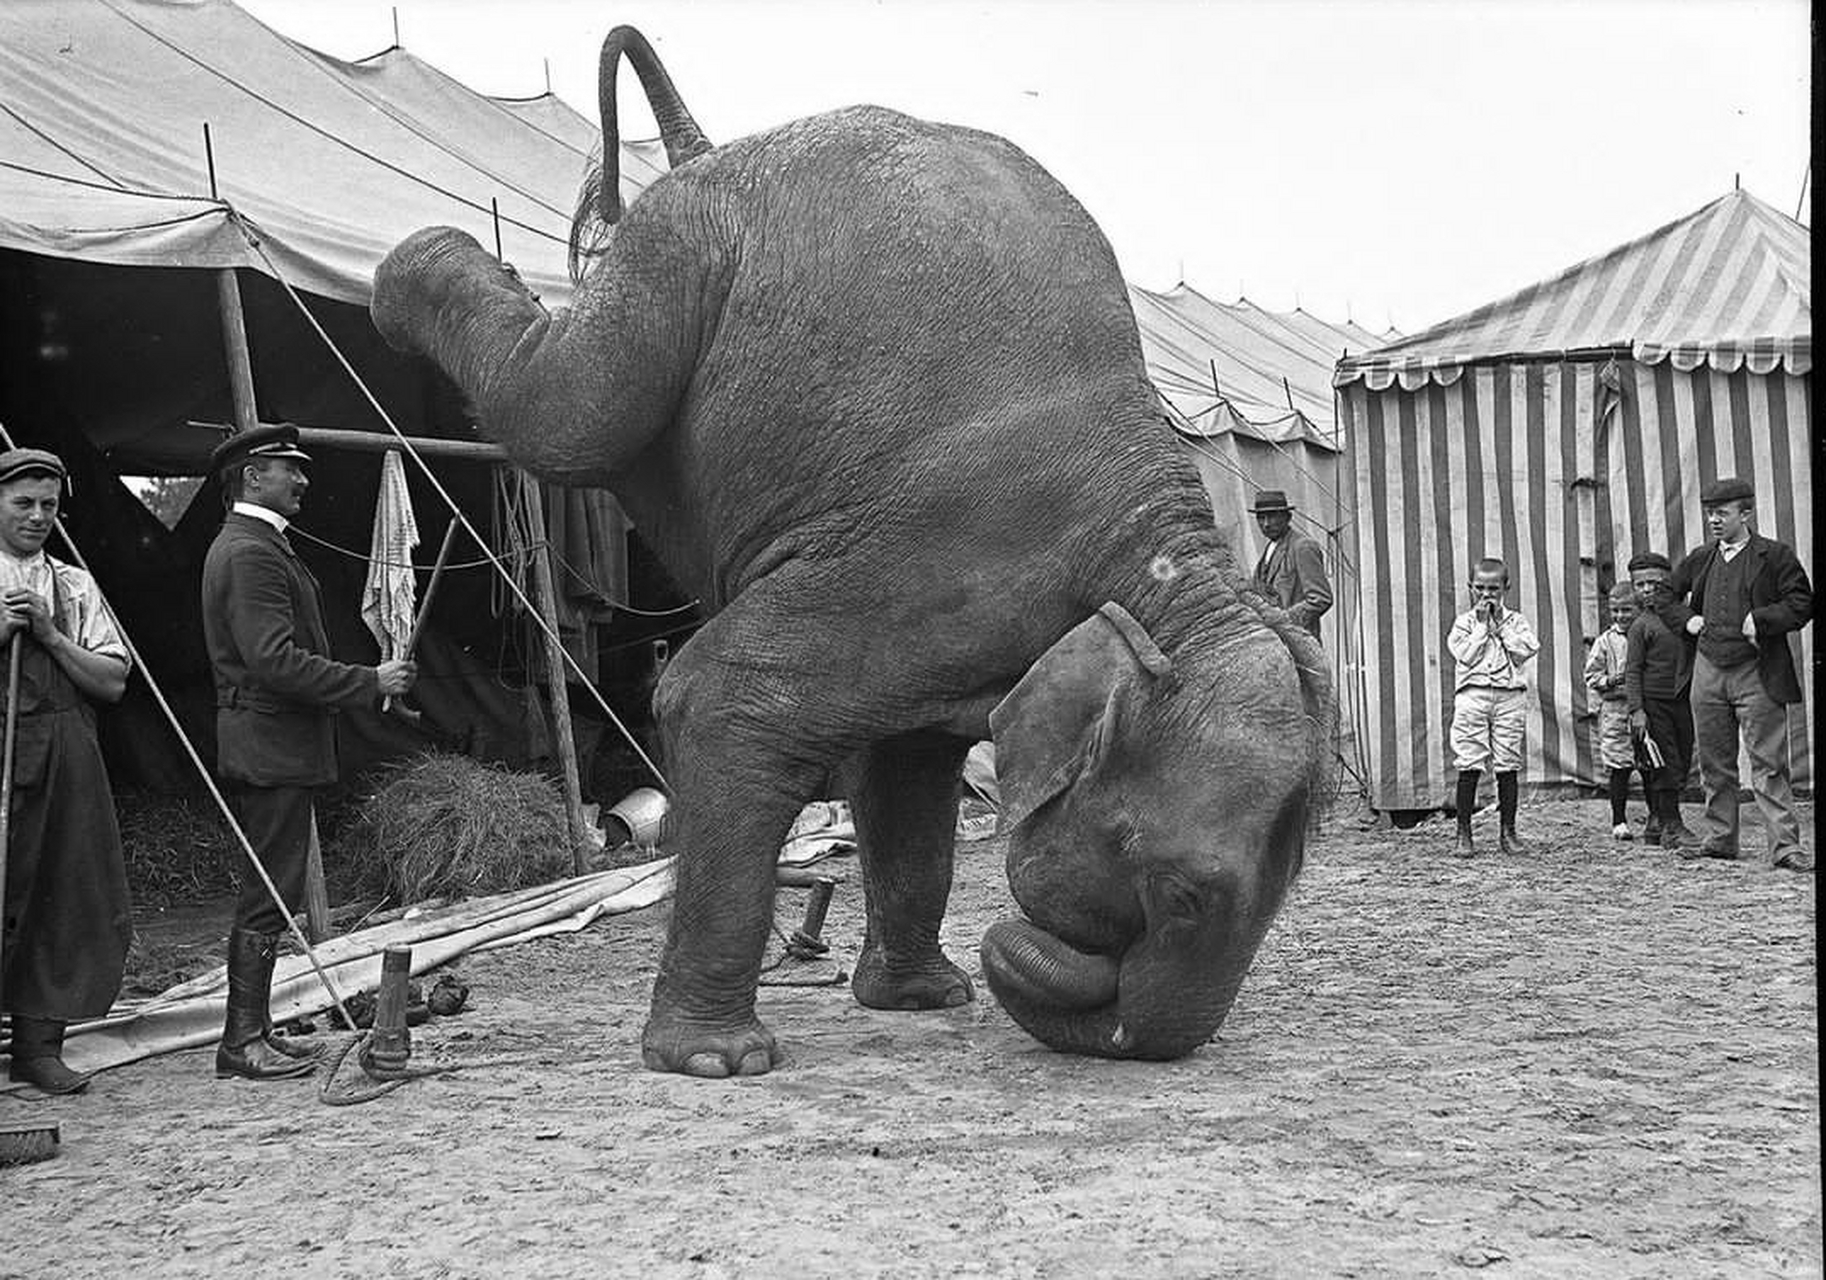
[403,518,462,660]
[520,473,592,876]
[0,636,20,999]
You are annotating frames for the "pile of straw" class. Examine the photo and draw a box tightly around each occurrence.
[343,753,574,905]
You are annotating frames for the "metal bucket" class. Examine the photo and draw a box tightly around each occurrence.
[602,786,669,849]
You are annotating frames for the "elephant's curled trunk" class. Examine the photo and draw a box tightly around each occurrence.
[570,25,714,277]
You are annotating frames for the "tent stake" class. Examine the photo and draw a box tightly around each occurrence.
[519,471,593,876]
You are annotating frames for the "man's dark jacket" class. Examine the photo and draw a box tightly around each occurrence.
[201,512,378,786]
[1668,533,1813,705]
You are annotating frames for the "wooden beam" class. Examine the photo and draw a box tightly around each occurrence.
[189,421,508,463]
[519,471,593,876]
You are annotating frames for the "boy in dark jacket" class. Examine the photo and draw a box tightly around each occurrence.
[1623,552,1696,849]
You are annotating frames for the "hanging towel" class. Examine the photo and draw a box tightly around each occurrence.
[361,449,420,659]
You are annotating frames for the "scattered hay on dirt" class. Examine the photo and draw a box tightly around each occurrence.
[114,788,241,908]
[339,753,574,905]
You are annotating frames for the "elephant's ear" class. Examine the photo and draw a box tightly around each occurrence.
[989,603,1172,833]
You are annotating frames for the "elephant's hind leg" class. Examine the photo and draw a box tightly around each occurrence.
[847,730,977,1011]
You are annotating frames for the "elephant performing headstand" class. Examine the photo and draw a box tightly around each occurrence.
[372,27,1332,1077]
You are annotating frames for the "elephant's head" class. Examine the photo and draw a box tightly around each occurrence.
[981,601,1329,1059]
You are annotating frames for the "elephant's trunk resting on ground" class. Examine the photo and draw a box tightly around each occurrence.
[372,25,1333,1076]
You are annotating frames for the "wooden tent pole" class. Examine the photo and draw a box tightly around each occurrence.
[519,470,592,875]
[206,121,330,938]
[215,272,331,940]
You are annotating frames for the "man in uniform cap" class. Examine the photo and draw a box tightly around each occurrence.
[200,424,417,1078]
[1668,476,1814,871]
[1249,490,1332,638]
[0,447,132,1094]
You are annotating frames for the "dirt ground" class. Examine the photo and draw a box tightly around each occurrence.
[3,798,1817,1278]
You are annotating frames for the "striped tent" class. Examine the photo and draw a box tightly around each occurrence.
[1131,284,1396,659]
[1335,189,1811,809]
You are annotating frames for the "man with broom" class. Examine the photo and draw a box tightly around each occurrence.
[0,447,131,1095]
[201,425,416,1080]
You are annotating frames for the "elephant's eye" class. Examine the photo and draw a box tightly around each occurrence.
[1154,875,1203,922]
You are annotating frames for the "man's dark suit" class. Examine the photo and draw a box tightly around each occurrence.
[201,511,378,931]
[1669,534,1813,704]
[1669,531,1813,863]
[1254,528,1334,637]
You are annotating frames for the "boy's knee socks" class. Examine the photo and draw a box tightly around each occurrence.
[1607,767,1630,823]
[1496,770,1519,829]
[1455,770,1480,834]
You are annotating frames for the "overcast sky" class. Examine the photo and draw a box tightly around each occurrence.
[237,0,1811,333]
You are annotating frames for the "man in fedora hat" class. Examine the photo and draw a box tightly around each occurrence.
[0,446,131,1095]
[1668,476,1813,872]
[200,424,418,1079]
[1249,489,1332,638]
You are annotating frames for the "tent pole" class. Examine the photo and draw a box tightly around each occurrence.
[519,470,593,876]
[205,122,328,936]
[215,271,259,435]
[215,262,333,938]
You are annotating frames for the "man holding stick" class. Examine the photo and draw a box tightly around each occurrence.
[201,425,416,1080]
[0,447,131,1095]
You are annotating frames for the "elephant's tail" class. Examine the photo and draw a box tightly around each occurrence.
[569,25,714,279]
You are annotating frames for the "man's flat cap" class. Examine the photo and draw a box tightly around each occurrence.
[1700,476,1754,506]
[1627,551,1671,572]
[209,424,312,476]
[0,447,67,486]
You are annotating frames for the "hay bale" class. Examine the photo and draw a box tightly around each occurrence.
[344,753,574,905]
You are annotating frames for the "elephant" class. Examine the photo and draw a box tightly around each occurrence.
[371,26,1333,1077]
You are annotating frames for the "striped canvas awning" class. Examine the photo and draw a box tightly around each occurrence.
[1337,190,1810,390]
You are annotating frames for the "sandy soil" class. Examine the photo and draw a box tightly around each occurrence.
[3,798,1817,1278]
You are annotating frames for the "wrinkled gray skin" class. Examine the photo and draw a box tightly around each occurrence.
[372,27,1332,1076]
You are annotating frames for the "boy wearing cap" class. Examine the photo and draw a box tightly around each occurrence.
[1623,552,1698,849]
[1250,489,1332,638]
[1446,558,1540,857]
[1584,581,1647,841]
[200,425,417,1079]
[1668,477,1813,872]
[0,447,131,1095]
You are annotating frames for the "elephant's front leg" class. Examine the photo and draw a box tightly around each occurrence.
[640,593,840,1078]
[847,730,977,1011]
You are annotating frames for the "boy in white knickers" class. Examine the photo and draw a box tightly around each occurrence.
[1447,558,1539,857]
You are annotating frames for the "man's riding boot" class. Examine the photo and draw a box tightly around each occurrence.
[216,929,315,1081]
[6,1016,93,1095]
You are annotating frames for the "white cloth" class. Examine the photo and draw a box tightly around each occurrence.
[360,450,420,659]
[0,547,128,665]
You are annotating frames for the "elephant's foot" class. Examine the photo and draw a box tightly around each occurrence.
[641,1011,780,1078]
[850,945,976,1011]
